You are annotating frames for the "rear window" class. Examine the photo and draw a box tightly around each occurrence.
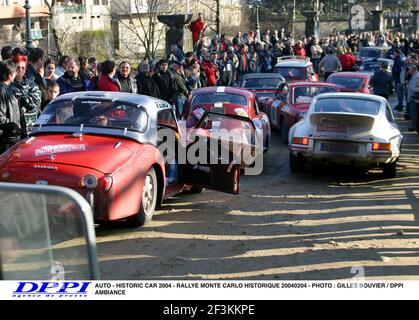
[192,93,247,107]
[274,67,304,80]
[293,86,339,104]
[328,76,364,90]
[241,77,284,89]
[359,48,382,58]
[314,98,381,115]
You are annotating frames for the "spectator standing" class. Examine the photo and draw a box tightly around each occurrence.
[201,52,219,86]
[136,60,160,98]
[25,48,46,95]
[171,62,189,118]
[0,60,21,152]
[406,65,419,132]
[339,48,356,71]
[392,49,405,111]
[41,81,60,111]
[55,55,70,78]
[57,58,92,95]
[10,54,42,137]
[43,58,57,86]
[311,38,323,73]
[319,48,342,80]
[97,60,120,92]
[370,61,394,99]
[1,46,12,61]
[189,13,205,49]
[154,59,175,104]
[115,62,137,93]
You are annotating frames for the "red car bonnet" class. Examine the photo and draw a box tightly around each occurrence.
[9,134,145,174]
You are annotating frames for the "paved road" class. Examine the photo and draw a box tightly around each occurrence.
[96,110,419,280]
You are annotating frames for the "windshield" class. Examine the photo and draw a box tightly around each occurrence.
[241,77,284,89]
[328,77,365,90]
[293,86,338,104]
[314,98,381,115]
[192,93,247,107]
[36,100,148,132]
[362,61,392,72]
[359,48,382,58]
[274,67,304,80]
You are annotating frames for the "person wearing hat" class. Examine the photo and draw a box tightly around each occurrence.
[171,61,189,118]
[370,61,394,100]
[154,59,175,104]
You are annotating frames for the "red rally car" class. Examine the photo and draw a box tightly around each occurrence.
[260,82,339,143]
[326,72,372,94]
[0,92,257,227]
[183,87,271,153]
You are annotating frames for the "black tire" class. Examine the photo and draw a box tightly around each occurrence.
[290,152,305,173]
[189,186,204,194]
[382,161,397,178]
[281,120,289,145]
[127,167,158,227]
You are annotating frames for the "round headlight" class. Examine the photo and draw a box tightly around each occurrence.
[84,174,98,189]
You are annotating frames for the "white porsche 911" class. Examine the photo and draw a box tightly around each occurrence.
[288,93,403,177]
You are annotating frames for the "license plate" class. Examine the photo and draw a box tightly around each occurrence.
[320,142,359,154]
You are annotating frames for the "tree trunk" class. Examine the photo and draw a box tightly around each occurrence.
[50,18,63,58]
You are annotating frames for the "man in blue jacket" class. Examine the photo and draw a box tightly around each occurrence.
[392,49,405,111]
[57,58,92,95]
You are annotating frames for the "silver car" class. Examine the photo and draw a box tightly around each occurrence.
[288,93,403,177]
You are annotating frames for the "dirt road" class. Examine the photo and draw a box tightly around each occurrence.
[96,114,419,280]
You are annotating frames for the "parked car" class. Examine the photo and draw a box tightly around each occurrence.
[239,73,286,100]
[326,72,372,94]
[288,93,402,177]
[273,56,320,82]
[260,82,340,143]
[0,92,252,227]
[357,58,394,74]
[356,46,389,68]
[183,87,271,153]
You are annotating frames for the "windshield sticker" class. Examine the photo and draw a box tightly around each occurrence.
[295,96,313,103]
[35,144,86,156]
[36,114,53,125]
[193,107,206,120]
[235,108,248,117]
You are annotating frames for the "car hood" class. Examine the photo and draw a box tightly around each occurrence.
[9,134,144,174]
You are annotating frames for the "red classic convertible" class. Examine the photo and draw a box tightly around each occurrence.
[0,92,255,227]
[183,87,271,153]
[260,82,339,143]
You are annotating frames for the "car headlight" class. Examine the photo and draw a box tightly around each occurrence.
[84,174,98,189]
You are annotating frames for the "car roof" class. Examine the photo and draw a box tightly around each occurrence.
[328,72,371,79]
[313,92,387,103]
[54,91,171,111]
[241,73,286,80]
[275,60,311,67]
[288,81,337,88]
[191,86,254,98]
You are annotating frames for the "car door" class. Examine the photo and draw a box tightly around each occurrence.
[179,111,259,194]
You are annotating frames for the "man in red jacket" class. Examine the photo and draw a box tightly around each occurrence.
[189,13,205,49]
[339,48,357,71]
[201,52,219,86]
[96,60,120,92]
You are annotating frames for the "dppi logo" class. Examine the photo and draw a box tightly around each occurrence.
[13,282,92,298]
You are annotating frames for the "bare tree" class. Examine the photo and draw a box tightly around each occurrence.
[43,0,63,58]
[196,0,221,36]
[111,0,181,60]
